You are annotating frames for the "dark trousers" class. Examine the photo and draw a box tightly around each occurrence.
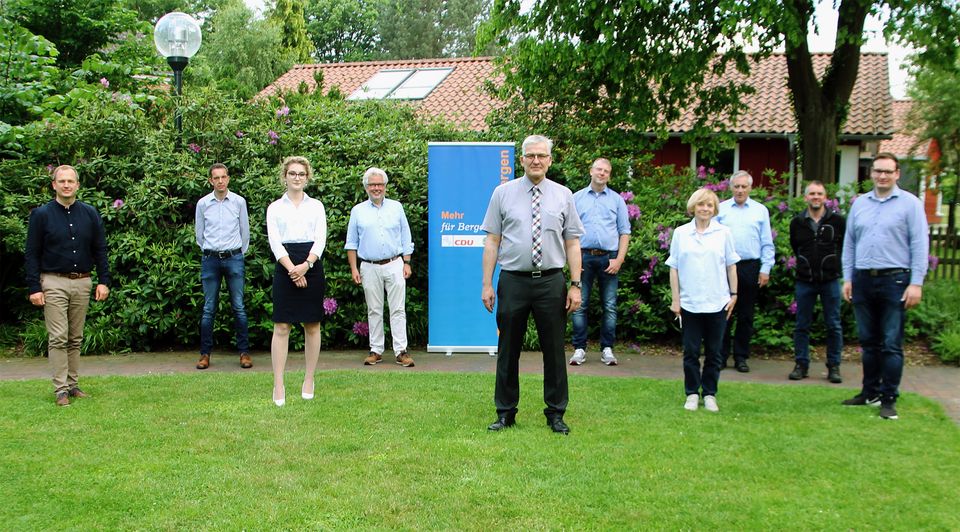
[681,309,725,397]
[722,259,760,363]
[852,270,908,403]
[494,271,568,420]
[794,279,843,368]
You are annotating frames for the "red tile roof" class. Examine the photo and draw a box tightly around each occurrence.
[879,100,929,158]
[257,56,501,130]
[259,53,893,137]
[670,53,892,136]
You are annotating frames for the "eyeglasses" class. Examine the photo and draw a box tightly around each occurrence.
[286,171,307,179]
[366,182,386,188]
[871,168,897,176]
[523,153,551,161]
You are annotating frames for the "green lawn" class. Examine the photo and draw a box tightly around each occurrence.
[1,371,958,530]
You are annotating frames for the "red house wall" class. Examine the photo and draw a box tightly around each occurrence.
[648,137,690,170]
[737,138,790,190]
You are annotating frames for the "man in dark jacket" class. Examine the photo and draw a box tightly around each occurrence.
[788,180,844,383]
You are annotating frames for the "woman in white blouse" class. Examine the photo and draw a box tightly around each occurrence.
[266,156,327,406]
[666,188,739,413]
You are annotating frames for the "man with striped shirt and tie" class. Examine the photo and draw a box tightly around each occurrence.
[481,135,584,434]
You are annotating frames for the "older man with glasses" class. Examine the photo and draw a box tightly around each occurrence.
[841,152,928,420]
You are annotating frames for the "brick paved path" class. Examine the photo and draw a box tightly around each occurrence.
[2,350,957,423]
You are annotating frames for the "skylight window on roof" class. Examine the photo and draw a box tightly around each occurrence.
[347,69,414,100]
[388,68,454,100]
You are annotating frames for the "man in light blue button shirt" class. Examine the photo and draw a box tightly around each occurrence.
[194,163,251,370]
[346,167,415,367]
[716,170,775,372]
[840,153,928,420]
[569,158,631,367]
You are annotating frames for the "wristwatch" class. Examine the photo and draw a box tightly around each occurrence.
[570,281,582,289]
[307,259,315,269]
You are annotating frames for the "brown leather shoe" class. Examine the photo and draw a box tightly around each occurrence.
[68,387,89,398]
[239,353,253,369]
[396,351,415,367]
[55,392,70,407]
[364,352,383,365]
[196,354,210,370]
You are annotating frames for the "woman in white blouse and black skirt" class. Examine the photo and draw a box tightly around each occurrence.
[266,156,327,406]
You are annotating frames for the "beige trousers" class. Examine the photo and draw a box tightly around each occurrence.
[41,273,92,394]
[360,259,408,355]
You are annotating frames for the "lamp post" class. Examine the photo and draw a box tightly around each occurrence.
[154,12,202,149]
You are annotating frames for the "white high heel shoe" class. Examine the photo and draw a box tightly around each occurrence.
[273,388,285,407]
[301,382,314,400]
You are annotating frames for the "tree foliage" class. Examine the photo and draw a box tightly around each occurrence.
[481,0,960,185]
[190,0,294,100]
[378,0,491,59]
[268,0,314,63]
[304,0,381,62]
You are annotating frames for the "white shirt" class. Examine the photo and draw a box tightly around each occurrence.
[266,192,327,261]
[666,218,740,313]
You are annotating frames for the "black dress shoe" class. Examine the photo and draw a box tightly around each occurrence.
[547,418,570,434]
[735,360,750,373]
[487,417,515,431]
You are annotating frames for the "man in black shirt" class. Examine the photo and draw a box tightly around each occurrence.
[25,165,111,406]
[788,180,845,383]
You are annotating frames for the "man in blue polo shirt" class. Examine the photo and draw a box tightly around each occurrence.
[841,153,928,420]
[569,158,631,366]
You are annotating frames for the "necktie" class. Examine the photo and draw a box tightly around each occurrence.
[531,186,542,269]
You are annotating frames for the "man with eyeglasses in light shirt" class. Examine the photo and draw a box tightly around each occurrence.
[841,153,928,420]
[346,167,415,368]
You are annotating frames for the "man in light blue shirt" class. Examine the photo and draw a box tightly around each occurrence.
[346,167,415,367]
[840,153,928,420]
[716,170,775,372]
[195,163,251,370]
[569,158,631,366]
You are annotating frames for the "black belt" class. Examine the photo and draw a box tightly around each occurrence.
[501,268,562,279]
[582,249,612,256]
[861,268,910,277]
[738,258,761,264]
[361,255,400,265]
[203,248,242,259]
[49,272,91,279]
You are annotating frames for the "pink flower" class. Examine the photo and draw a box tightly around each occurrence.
[188,143,201,153]
[787,301,797,315]
[627,204,641,220]
[620,191,635,202]
[649,256,659,268]
[352,321,369,336]
[929,255,939,271]
[697,166,707,179]
[708,167,715,175]
[46,164,56,172]
[782,256,796,270]
[777,201,788,213]
[771,229,778,240]
[825,198,839,212]
[657,226,672,249]
[112,199,124,209]
[276,106,290,117]
[267,130,279,145]
[323,297,338,315]
[100,78,109,88]
[715,179,729,191]
[235,130,245,138]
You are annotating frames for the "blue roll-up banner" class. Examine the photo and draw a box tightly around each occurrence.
[427,142,515,354]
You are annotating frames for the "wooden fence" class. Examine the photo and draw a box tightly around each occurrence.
[929,226,960,280]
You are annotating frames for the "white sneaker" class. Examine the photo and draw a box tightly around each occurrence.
[600,347,618,366]
[569,348,586,366]
[684,394,699,411]
[703,395,719,412]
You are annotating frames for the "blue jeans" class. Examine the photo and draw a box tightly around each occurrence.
[681,309,725,397]
[200,253,249,355]
[794,279,842,368]
[571,252,619,349]
[852,270,908,402]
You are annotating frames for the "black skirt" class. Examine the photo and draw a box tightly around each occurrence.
[272,242,326,323]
